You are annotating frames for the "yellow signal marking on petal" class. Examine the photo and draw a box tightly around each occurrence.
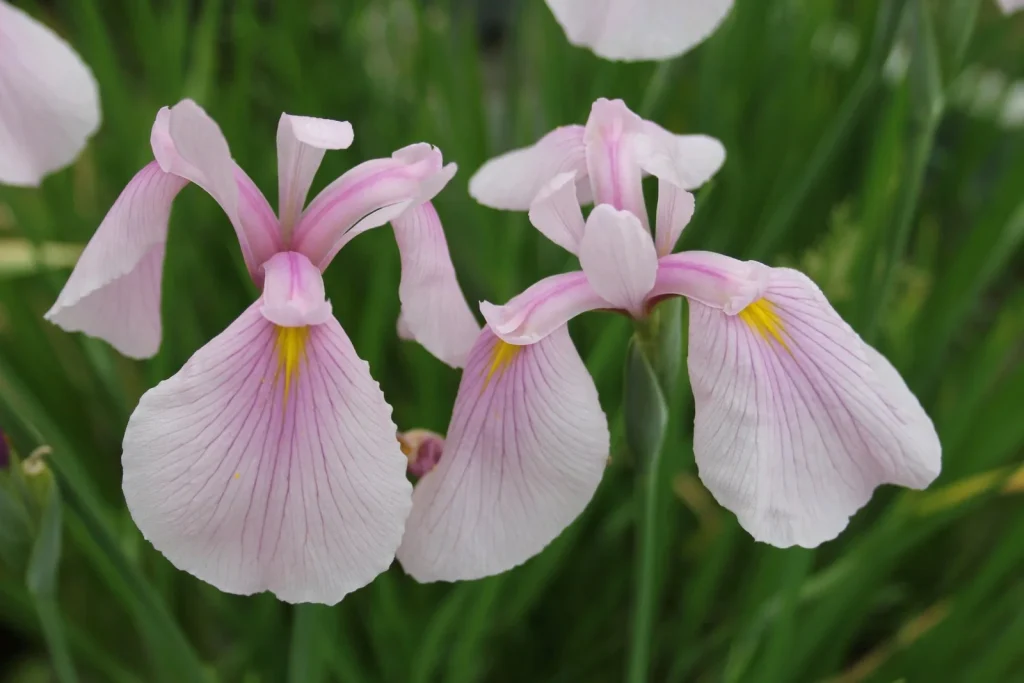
[483,339,521,388]
[738,299,790,352]
[275,325,310,406]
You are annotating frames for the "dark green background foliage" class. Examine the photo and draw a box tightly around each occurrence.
[1,0,1023,681]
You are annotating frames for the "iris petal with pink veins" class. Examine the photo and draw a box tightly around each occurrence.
[687,266,941,548]
[0,1,100,187]
[397,327,609,582]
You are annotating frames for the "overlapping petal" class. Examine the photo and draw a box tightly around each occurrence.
[654,182,695,256]
[528,172,587,254]
[391,202,480,368]
[481,272,610,345]
[45,162,187,358]
[276,114,354,230]
[259,251,333,328]
[687,268,941,548]
[468,125,587,210]
[0,1,100,186]
[584,99,649,224]
[122,304,412,604]
[292,144,455,269]
[545,0,734,61]
[578,205,658,316]
[648,251,766,315]
[397,327,609,582]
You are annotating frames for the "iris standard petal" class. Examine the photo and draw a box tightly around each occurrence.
[480,271,610,345]
[45,162,187,358]
[292,143,455,269]
[392,202,480,368]
[583,99,649,225]
[397,326,609,582]
[468,125,587,210]
[151,100,281,275]
[578,204,658,316]
[276,114,354,231]
[528,171,587,254]
[122,302,412,604]
[654,182,695,256]
[0,1,100,186]
[687,267,941,548]
[545,0,734,61]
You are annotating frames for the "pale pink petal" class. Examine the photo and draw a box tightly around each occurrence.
[260,251,333,328]
[292,143,455,269]
[468,125,587,210]
[392,202,480,368]
[996,0,1024,13]
[687,268,941,548]
[545,0,734,61]
[637,129,726,192]
[480,271,610,345]
[45,162,187,358]
[654,182,695,256]
[583,99,649,225]
[648,251,766,314]
[122,304,412,604]
[276,114,354,230]
[151,101,281,274]
[0,1,100,186]
[397,326,609,582]
[578,204,658,316]
[528,172,586,254]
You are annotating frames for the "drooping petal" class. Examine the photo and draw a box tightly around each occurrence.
[583,99,649,225]
[654,182,695,256]
[528,171,586,254]
[397,326,609,582]
[578,204,658,316]
[276,114,354,231]
[151,100,281,275]
[480,271,610,345]
[637,129,726,192]
[545,0,734,62]
[45,162,187,358]
[647,251,766,315]
[687,267,941,548]
[468,125,587,210]
[392,202,480,368]
[0,1,101,186]
[996,0,1024,14]
[292,143,456,269]
[122,304,412,604]
[260,251,333,328]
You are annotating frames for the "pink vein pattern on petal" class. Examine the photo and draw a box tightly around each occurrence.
[687,268,941,548]
[45,162,187,358]
[122,305,412,604]
[397,326,609,582]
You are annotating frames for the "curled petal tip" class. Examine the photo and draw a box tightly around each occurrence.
[260,252,333,328]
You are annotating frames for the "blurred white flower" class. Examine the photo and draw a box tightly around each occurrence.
[544,0,734,61]
[996,0,1024,14]
[0,1,100,187]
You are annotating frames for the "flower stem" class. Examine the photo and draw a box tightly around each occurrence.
[625,299,682,683]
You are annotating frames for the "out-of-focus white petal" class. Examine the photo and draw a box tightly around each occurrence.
[654,182,695,256]
[480,271,610,346]
[687,268,941,548]
[996,0,1024,14]
[151,100,281,274]
[528,172,587,254]
[468,125,587,210]
[392,202,480,368]
[260,251,332,328]
[45,162,187,358]
[397,326,609,582]
[545,0,734,61]
[122,304,412,604]
[293,143,455,269]
[0,1,101,186]
[578,204,658,317]
[276,114,353,230]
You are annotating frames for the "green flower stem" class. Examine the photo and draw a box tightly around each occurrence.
[625,299,683,683]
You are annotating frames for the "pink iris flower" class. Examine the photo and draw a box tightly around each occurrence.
[397,98,942,579]
[46,100,481,604]
[543,0,734,61]
[0,1,100,186]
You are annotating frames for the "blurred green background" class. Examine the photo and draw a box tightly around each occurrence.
[1,0,1023,681]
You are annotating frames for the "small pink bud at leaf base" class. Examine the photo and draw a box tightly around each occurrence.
[398,429,445,478]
